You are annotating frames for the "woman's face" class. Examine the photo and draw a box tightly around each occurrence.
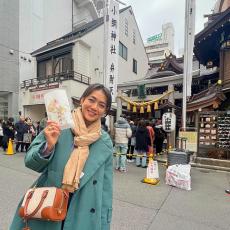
[80,89,107,125]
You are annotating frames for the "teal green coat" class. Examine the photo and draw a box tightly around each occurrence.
[10,129,113,230]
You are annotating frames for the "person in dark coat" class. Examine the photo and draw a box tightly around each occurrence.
[15,116,26,152]
[135,119,150,167]
[23,117,36,152]
[154,119,166,154]
[2,118,15,151]
[0,119,3,149]
[101,117,108,132]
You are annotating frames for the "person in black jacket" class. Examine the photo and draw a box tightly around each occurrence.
[2,118,15,151]
[101,117,108,132]
[15,116,26,152]
[0,119,3,149]
[135,119,150,167]
[154,119,166,154]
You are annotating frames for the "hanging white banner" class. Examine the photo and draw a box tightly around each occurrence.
[106,0,119,102]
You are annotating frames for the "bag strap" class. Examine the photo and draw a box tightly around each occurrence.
[24,190,49,219]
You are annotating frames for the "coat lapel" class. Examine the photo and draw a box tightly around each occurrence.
[79,139,111,190]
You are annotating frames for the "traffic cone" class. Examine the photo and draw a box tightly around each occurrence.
[142,154,160,185]
[6,138,14,155]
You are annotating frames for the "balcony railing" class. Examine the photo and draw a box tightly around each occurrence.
[21,71,91,89]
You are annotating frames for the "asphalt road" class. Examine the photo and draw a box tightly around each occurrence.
[0,151,230,230]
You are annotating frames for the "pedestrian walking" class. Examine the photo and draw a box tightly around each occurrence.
[2,118,15,151]
[154,119,166,154]
[135,120,150,168]
[15,116,26,152]
[127,120,136,162]
[114,116,132,172]
[23,117,36,152]
[10,83,113,230]
[146,120,155,155]
[0,119,3,149]
[34,121,41,135]
[101,116,109,132]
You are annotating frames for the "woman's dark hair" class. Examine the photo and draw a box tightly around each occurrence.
[80,83,112,115]
[145,120,150,126]
[8,117,14,123]
[138,119,146,128]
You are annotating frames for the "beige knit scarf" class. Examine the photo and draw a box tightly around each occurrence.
[62,107,101,193]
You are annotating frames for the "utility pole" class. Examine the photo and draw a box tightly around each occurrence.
[182,0,196,130]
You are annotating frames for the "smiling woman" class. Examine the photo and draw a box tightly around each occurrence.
[80,84,112,126]
[10,84,114,230]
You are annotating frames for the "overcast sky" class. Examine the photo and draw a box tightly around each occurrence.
[121,0,217,55]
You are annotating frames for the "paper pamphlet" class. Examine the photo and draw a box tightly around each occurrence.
[44,89,74,130]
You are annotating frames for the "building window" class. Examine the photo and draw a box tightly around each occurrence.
[133,58,137,74]
[37,53,73,79]
[119,42,128,60]
[133,29,136,44]
[0,96,8,120]
[125,18,128,36]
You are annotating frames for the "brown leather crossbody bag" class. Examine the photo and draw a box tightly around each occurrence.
[19,187,69,230]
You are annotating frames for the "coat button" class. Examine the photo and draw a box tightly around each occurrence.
[90,208,95,213]
[93,180,97,185]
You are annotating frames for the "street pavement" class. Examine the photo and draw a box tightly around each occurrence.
[0,151,230,230]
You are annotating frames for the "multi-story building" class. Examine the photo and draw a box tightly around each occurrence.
[19,0,99,82]
[0,0,99,119]
[0,0,19,119]
[145,23,175,64]
[20,6,148,121]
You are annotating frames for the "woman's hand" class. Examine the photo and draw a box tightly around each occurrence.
[44,121,61,152]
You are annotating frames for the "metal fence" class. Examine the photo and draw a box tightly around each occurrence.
[20,71,91,89]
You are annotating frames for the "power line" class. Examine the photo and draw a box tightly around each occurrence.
[0,43,31,55]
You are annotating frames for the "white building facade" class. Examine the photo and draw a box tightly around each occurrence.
[19,0,99,82]
[20,6,149,121]
[145,23,175,64]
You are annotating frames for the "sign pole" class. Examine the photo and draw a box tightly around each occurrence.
[182,0,196,130]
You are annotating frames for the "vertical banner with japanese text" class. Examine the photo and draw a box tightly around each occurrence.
[106,0,119,102]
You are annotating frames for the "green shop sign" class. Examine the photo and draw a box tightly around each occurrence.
[147,33,162,43]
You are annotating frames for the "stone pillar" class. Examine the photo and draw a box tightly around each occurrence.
[8,92,19,119]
